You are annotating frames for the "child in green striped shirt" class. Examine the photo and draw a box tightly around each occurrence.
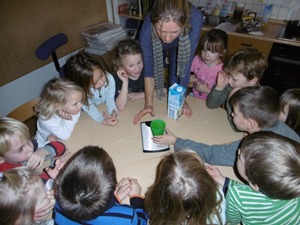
[207,131,300,225]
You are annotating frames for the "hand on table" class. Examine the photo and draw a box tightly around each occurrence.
[116,177,131,201]
[133,105,155,125]
[128,92,144,101]
[152,128,177,146]
[102,110,119,126]
[206,164,226,186]
[182,101,192,118]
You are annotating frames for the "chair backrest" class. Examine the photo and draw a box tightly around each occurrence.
[7,98,41,137]
[35,33,68,77]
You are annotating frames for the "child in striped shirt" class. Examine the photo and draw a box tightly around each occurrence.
[207,131,300,225]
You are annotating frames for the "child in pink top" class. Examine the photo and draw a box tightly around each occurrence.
[190,29,228,100]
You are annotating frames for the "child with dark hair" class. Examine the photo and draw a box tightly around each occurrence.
[54,146,147,224]
[207,131,300,224]
[144,150,225,225]
[206,48,268,130]
[66,52,118,126]
[190,29,228,100]
[112,39,144,110]
[153,86,300,166]
[279,88,300,136]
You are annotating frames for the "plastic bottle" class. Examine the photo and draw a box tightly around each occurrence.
[220,0,229,17]
[262,4,273,25]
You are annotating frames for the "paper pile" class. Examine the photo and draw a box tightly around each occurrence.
[81,22,128,55]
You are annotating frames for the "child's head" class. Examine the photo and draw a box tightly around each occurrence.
[224,48,268,88]
[55,146,117,221]
[0,117,34,164]
[66,52,108,102]
[113,39,144,80]
[229,86,279,132]
[0,167,47,225]
[35,78,84,119]
[279,88,300,136]
[199,29,228,65]
[237,131,300,200]
[144,150,223,225]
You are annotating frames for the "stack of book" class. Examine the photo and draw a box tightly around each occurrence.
[81,22,128,55]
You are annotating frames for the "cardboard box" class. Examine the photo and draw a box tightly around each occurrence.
[168,83,186,120]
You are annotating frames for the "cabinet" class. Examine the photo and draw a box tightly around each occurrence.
[227,35,272,60]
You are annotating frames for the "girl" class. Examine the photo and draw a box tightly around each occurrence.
[66,52,119,126]
[112,39,145,110]
[35,78,84,147]
[190,29,228,100]
[279,88,300,136]
[144,150,225,225]
[0,167,54,225]
[133,0,203,124]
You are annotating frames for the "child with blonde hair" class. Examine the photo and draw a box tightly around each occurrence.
[0,117,66,181]
[66,52,118,126]
[0,167,55,225]
[34,78,84,147]
[144,150,225,225]
[112,39,145,110]
[279,88,300,136]
[190,29,228,100]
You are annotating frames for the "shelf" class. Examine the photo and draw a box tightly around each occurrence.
[119,14,144,20]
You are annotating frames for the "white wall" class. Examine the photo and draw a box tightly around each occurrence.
[0,50,82,117]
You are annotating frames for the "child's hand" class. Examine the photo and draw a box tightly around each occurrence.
[189,74,196,83]
[194,80,211,94]
[133,106,155,125]
[102,110,119,126]
[58,109,72,120]
[129,178,142,197]
[215,71,229,90]
[116,177,131,201]
[117,69,129,83]
[182,101,192,118]
[47,134,59,142]
[27,149,48,169]
[45,150,71,179]
[34,189,55,222]
[152,128,177,146]
[128,92,144,100]
[206,164,226,186]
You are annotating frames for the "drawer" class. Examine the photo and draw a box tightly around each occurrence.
[227,35,272,59]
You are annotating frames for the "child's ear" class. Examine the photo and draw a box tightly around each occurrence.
[249,182,260,192]
[249,76,259,85]
[246,118,258,131]
[0,156,6,164]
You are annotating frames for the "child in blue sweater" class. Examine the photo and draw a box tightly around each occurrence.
[54,146,147,225]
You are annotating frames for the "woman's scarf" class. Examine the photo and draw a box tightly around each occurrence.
[151,24,191,99]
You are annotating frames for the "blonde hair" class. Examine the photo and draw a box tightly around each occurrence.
[0,167,43,225]
[0,117,30,156]
[144,150,223,225]
[35,78,84,120]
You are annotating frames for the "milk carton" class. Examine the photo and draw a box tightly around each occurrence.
[168,83,186,120]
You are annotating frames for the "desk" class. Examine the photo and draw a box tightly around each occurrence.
[62,96,243,196]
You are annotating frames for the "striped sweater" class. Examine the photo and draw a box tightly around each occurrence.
[226,179,300,225]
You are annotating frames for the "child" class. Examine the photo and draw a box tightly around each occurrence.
[279,88,300,136]
[0,117,66,181]
[35,78,84,147]
[112,39,145,110]
[144,150,225,225]
[0,167,55,225]
[54,145,147,224]
[65,52,118,126]
[206,48,268,130]
[207,131,300,225]
[153,86,300,166]
[190,29,228,100]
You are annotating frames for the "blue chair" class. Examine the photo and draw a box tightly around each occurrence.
[35,33,68,77]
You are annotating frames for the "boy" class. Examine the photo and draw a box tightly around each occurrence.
[54,146,148,224]
[153,86,300,166]
[206,48,268,130]
[0,117,66,180]
[207,131,300,224]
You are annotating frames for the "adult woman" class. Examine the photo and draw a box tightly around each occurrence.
[133,0,203,124]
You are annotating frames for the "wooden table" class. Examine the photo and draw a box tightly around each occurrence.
[62,96,243,196]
